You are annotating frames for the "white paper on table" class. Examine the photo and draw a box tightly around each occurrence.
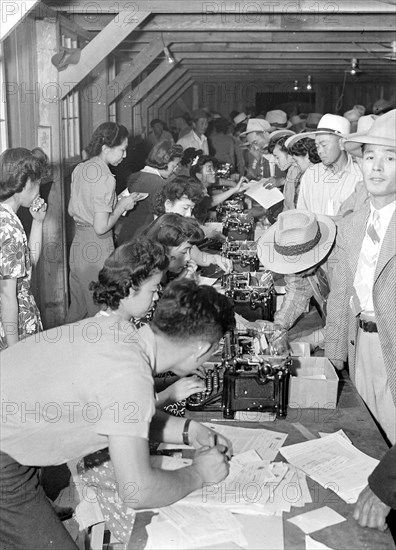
[288,506,346,534]
[305,534,335,550]
[318,429,352,444]
[244,180,284,209]
[237,515,284,550]
[280,432,379,503]
[158,504,247,547]
[204,423,288,461]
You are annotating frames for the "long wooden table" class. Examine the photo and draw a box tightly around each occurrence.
[128,369,394,550]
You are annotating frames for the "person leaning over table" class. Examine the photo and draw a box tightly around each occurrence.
[325,109,396,446]
[250,209,336,351]
[0,278,233,550]
[354,443,396,532]
[153,176,232,274]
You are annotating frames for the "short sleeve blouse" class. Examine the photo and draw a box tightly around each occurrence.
[69,156,116,225]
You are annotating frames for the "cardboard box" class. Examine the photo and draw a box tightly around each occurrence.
[288,357,339,409]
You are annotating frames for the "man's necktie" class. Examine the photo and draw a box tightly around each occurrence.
[367,209,380,244]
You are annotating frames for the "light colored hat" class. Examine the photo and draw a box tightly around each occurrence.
[354,105,366,116]
[233,112,248,125]
[240,118,273,136]
[265,110,292,128]
[372,99,393,115]
[343,107,362,123]
[269,129,295,142]
[342,109,396,157]
[284,133,313,149]
[257,210,336,274]
[304,113,351,138]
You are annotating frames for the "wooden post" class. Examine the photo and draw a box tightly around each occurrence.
[35,18,68,327]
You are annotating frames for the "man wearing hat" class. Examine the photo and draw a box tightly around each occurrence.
[255,210,336,348]
[265,110,292,130]
[297,113,363,218]
[177,109,209,154]
[325,109,396,445]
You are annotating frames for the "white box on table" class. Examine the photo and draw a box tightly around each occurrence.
[288,357,338,409]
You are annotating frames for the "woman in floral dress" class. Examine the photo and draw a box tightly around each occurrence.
[0,148,47,349]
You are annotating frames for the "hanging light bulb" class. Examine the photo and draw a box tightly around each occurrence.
[350,58,359,75]
[164,46,176,65]
[293,80,299,91]
[306,75,312,90]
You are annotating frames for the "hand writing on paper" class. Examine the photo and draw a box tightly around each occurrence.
[193,445,230,484]
[188,421,233,459]
[353,485,390,531]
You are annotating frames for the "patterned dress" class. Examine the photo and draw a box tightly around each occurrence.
[0,202,42,350]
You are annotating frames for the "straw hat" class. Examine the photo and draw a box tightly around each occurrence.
[240,118,273,136]
[304,114,351,139]
[265,110,292,129]
[342,109,396,157]
[269,129,295,142]
[233,112,249,125]
[257,210,336,274]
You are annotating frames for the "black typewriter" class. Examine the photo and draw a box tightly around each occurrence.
[221,270,276,320]
[186,330,290,418]
[221,240,260,272]
[222,212,255,241]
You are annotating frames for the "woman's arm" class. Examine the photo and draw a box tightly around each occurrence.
[0,279,19,346]
[93,195,137,235]
[207,176,249,208]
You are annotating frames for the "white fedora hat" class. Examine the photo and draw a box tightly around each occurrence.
[265,110,292,128]
[304,113,351,139]
[343,109,396,157]
[257,210,336,275]
[240,118,273,136]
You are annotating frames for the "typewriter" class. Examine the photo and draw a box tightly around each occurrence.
[222,212,255,241]
[221,270,276,320]
[216,195,245,222]
[216,162,232,180]
[186,329,290,418]
[221,240,260,272]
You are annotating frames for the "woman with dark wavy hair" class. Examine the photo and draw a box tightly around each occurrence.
[116,140,184,246]
[142,213,205,282]
[0,147,48,349]
[66,122,137,323]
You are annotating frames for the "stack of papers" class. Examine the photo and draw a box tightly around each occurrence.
[280,431,379,502]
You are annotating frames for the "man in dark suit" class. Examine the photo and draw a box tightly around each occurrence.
[325,110,396,445]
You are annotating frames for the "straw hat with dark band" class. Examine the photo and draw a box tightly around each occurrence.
[257,210,336,274]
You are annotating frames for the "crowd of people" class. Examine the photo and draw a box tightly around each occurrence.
[0,98,395,548]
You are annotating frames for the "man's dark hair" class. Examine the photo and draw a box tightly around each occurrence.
[152,279,235,344]
[268,136,288,154]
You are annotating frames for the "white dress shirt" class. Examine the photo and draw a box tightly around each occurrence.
[354,200,396,317]
[177,130,209,155]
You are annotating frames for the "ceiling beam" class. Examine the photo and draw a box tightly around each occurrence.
[145,67,189,107]
[59,8,151,98]
[128,60,176,105]
[107,33,163,104]
[43,1,396,14]
[157,78,193,113]
[155,75,192,110]
[140,14,395,32]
